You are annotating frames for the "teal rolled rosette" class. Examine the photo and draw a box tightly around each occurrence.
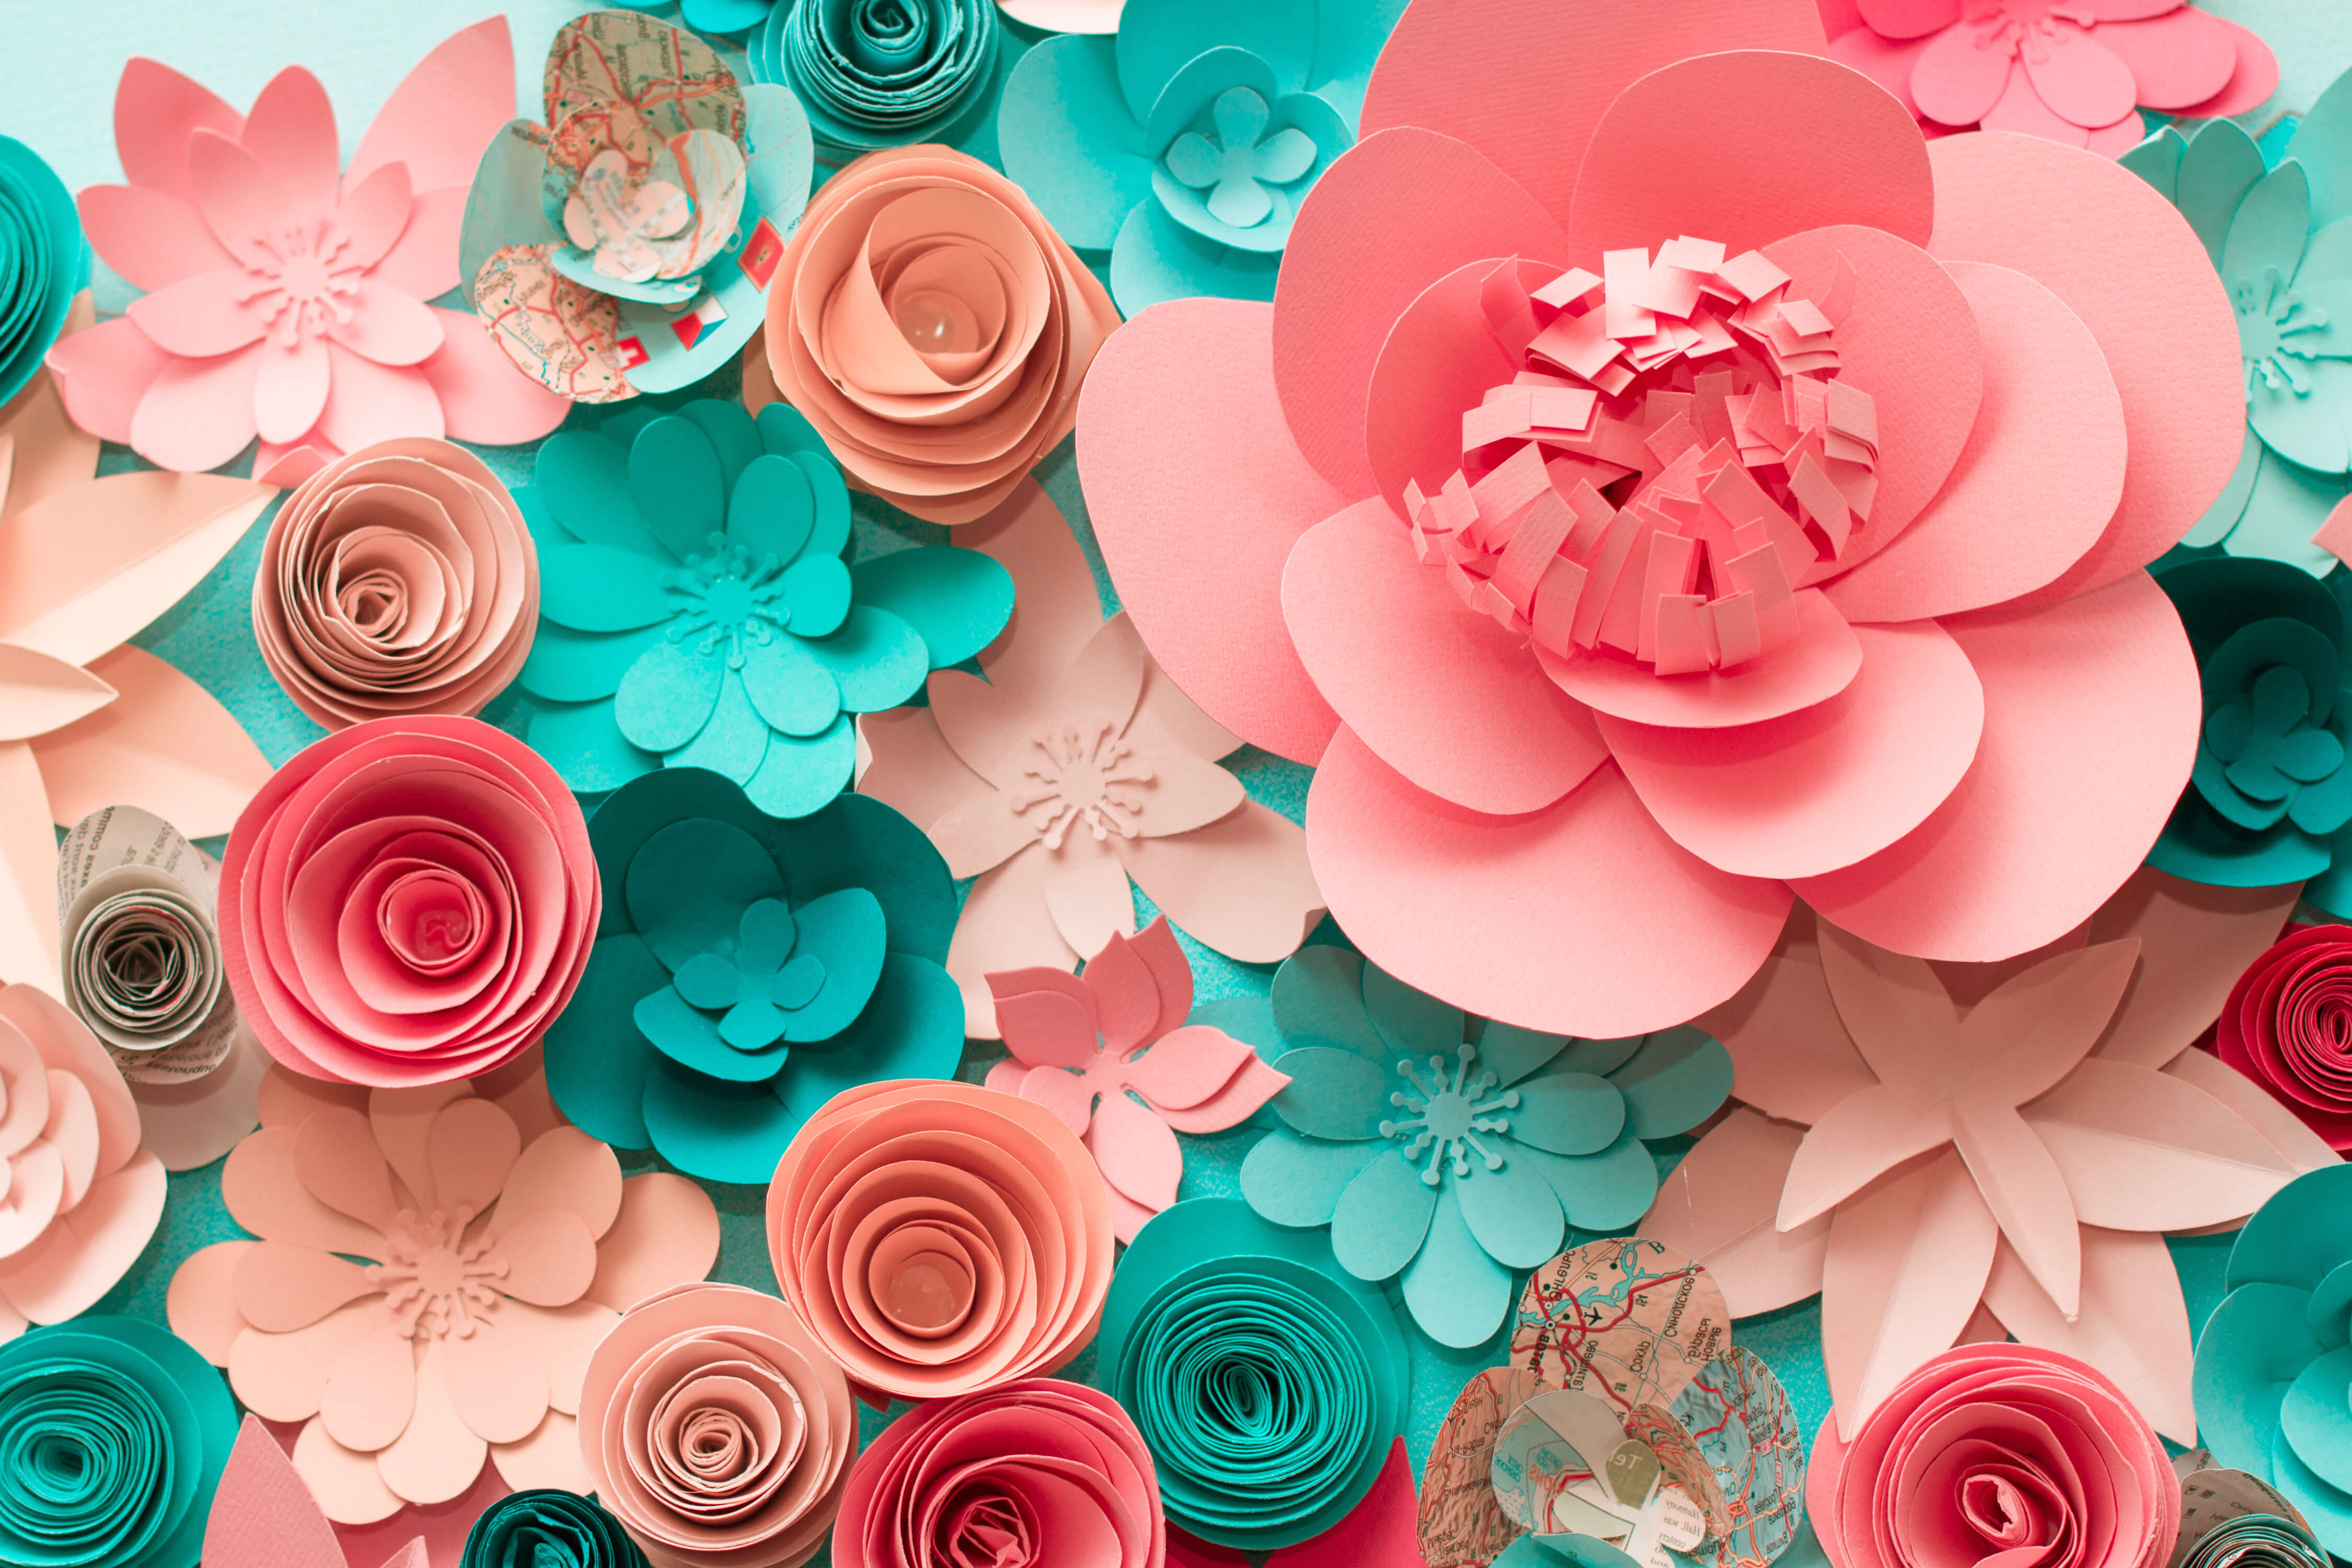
[463,1490,651,1568]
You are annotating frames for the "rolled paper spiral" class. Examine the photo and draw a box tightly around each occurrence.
[463,1490,652,1568]
[0,134,82,408]
[764,0,999,147]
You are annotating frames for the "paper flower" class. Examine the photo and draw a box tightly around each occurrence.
[545,768,963,1183]
[2147,556,2352,905]
[764,1079,1115,1400]
[998,0,1402,313]
[465,1491,648,1568]
[516,398,1010,816]
[1645,871,2338,1446]
[459,9,814,406]
[218,716,599,1086]
[862,480,1321,1035]
[984,919,1291,1239]
[257,439,538,729]
[0,1317,238,1568]
[1078,0,2244,1037]
[0,984,165,1337]
[1237,945,1731,1347]
[165,1062,722,1523]
[578,1281,855,1568]
[1820,0,2274,153]
[750,0,1005,155]
[49,22,568,484]
[1813,1344,2178,1568]
[752,145,1121,524]
[0,136,83,409]
[835,1379,1164,1568]
[2217,922,2352,1146]
[999,1,1121,33]
[1098,1197,1407,1550]
[207,1416,429,1568]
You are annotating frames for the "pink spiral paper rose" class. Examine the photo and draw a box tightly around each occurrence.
[218,715,598,1086]
[255,437,538,728]
[835,1379,1163,1568]
[1809,1343,2179,1568]
[2216,921,2352,1148]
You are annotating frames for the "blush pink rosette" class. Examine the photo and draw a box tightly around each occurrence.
[1076,0,2241,1036]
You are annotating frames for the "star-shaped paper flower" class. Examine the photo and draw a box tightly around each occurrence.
[1822,0,2275,154]
[861,481,1322,1035]
[1643,872,2335,1447]
[517,398,1012,819]
[1238,945,1733,1348]
[48,22,569,484]
[984,917,1292,1239]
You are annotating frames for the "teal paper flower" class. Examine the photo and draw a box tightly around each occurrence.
[682,0,776,34]
[516,397,1013,818]
[996,0,1404,312]
[464,1490,650,1568]
[543,766,965,1184]
[2124,78,2352,573]
[752,0,1010,155]
[1238,946,1733,1350]
[0,134,84,410]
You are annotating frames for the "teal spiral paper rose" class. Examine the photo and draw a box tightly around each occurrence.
[0,1318,237,1568]
[754,0,1005,153]
[464,1491,651,1568]
[0,135,84,410]
[516,397,1013,818]
[1097,1196,1408,1551]
[1238,945,1732,1349]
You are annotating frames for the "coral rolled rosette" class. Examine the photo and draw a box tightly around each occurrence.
[2218,923,2352,1147]
[255,438,538,728]
[218,716,598,1085]
[579,1282,855,1568]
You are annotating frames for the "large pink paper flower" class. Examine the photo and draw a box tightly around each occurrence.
[1076,0,2243,1036]
[46,21,568,485]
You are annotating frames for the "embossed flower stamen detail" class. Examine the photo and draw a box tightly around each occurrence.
[1386,1044,1519,1184]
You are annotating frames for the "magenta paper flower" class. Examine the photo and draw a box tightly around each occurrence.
[1821,0,2277,155]
[47,21,569,485]
[985,918,1290,1240]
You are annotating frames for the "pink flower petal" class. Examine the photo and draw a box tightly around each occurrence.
[1641,1107,1830,1316]
[1912,25,2018,126]
[584,1172,720,1314]
[1980,1227,2195,1445]
[327,281,446,368]
[1306,730,1790,1036]
[293,1417,404,1525]
[347,18,517,196]
[186,128,288,271]
[2022,1056,2295,1230]
[333,162,417,276]
[33,643,272,838]
[2168,13,2277,118]
[947,850,1084,1040]
[369,187,465,305]
[1125,1024,1262,1113]
[1858,0,1959,38]
[374,1340,489,1506]
[441,1314,549,1444]
[166,1240,255,1365]
[319,345,447,455]
[1829,27,1940,120]
[1020,1063,1099,1137]
[1361,255,1544,518]
[255,338,332,446]
[928,789,1042,879]
[1082,928,1161,1054]
[1128,918,1193,1042]
[1701,933,1880,1125]
[2088,870,2299,1071]
[204,1417,344,1568]
[1977,66,2093,145]
[1086,1091,1182,1217]
[128,345,262,472]
[1155,1052,1292,1135]
[965,479,1108,701]
[1076,297,1342,763]
[242,67,342,220]
[2088,7,2237,109]
[1113,801,1325,964]
[414,308,568,447]
[45,316,171,447]
[1539,588,1863,729]
[2018,25,2138,129]
[493,1209,598,1308]
[859,706,994,835]
[128,269,269,359]
[991,969,1102,1068]
[77,186,240,293]
[113,56,245,200]
[255,440,337,487]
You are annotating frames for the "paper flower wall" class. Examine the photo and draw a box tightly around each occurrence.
[0,136,83,409]
[464,1491,648,1568]
[0,1317,237,1568]
[49,22,569,484]
[985,918,1291,1239]
[1078,0,2242,1039]
[1643,872,2336,1446]
[860,480,1322,1035]
[545,768,963,1183]
[206,1417,429,1568]
[2216,921,2352,1146]
[1819,0,2275,153]
[750,0,1007,155]
[459,10,814,405]
[997,0,1404,312]
[1237,944,1731,1347]
[165,1063,721,1524]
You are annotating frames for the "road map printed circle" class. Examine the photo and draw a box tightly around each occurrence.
[1511,1239,1730,1413]
[1419,1366,1546,1568]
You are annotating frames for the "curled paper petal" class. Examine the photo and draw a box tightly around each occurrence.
[0,138,84,411]
[755,0,1002,152]
[2216,923,2352,1147]
[463,1490,648,1568]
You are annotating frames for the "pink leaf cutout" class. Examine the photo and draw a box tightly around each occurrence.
[992,971,1100,1068]
[1157,1054,1293,1135]
[1087,1092,1183,1221]
[1125,1025,1262,1113]
[1642,1106,1829,1317]
[31,645,271,837]
[1982,1227,2196,1445]
[203,1415,355,1568]
[2023,1057,2297,1230]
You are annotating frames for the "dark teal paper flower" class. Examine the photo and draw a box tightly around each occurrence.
[463,1490,650,1568]
[544,766,964,1184]
[516,397,1013,818]
[0,135,85,410]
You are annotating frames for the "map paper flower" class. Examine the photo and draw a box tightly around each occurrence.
[465,1491,649,1568]
[0,1317,237,1568]
[49,21,570,485]
[218,716,600,1087]
[458,10,814,406]
[545,768,964,1184]
[256,439,539,729]
[753,145,1122,524]
[517,398,1011,817]
[1820,0,2275,153]
[764,1079,1115,1401]
[206,1416,429,1568]
[985,918,1292,1239]
[834,1379,1165,1568]
[1078,0,2242,1039]
[164,1063,722,1524]
[0,136,84,410]
[2217,921,2352,1147]
[1097,1196,1408,1550]
[997,0,1403,312]
[1238,945,1732,1348]
[1809,1343,2179,1568]
[578,1281,855,1568]
[751,0,1007,155]
[1644,871,2333,1446]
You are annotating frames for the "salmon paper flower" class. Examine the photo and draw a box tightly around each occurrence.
[48,21,570,485]
[1076,0,2244,1036]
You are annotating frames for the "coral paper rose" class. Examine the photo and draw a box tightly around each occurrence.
[219,716,599,1086]
[257,439,538,729]
[753,146,1122,524]
[1077,0,2240,1035]
[2217,922,2352,1148]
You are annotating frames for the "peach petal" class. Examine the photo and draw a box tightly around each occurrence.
[223,1125,389,1259]
[443,1315,551,1445]
[947,850,1087,1041]
[31,645,274,840]
[502,1299,618,1416]
[488,1409,593,1495]
[297,1107,402,1232]
[167,1239,257,1365]
[371,1084,471,1213]
[375,1339,489,1506]
[1980,1228,2195,1446]
[79,189,241,293]
[322,1325,422,1453]
[587,1173,722,1315]
[0,989,136,1171]
[425,1097,521,1217]
[294,1417,407,1526]
[113,56,245,201]
[43,316,169,448]
[487,1126,622,1242]
[230,1297,384,1423]
[495,1209,598,1307]
[1701,943,1878,1126]
[233,1239,378,1333]
[964,480,1106,703]
[128,342,263,474]
[1641,1107,1830,1317]
[0,1147,163,1324]
[1114,802,1324,965]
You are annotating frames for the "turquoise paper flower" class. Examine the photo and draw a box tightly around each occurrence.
[0,134,85,409]
[516,397,1013,818]
[543,766,964,1184]
[682,0,776,34]
[996,0,1405,312]
[1237,946,1733,1350]
[2124,78,2352,573]
[751,0,1010,156]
